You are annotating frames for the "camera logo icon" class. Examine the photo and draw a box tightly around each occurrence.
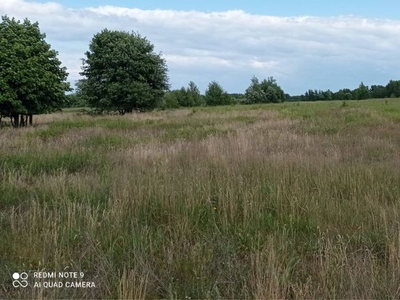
[12,272,29,288]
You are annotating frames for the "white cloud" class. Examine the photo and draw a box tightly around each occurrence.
[1,0,400,94]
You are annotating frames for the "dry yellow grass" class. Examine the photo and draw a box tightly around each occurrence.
[1,100,400,299]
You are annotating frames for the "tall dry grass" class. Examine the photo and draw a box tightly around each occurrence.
[1,100,400,298]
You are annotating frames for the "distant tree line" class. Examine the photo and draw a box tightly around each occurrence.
[66,75,400,111]
[66,28,286,111]
[67,75,286,110]
[2,14,400,128]
[286,80,400,102]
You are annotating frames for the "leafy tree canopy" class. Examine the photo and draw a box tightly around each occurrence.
[204,81,233,106]
[186,81,204,107]
[245,76,285,104]
[160,81,204,109]
[386,80,400,98]
[0,15,70,127]
[370,85,387,99]
[80,29,169,114]
[354,82,370,100]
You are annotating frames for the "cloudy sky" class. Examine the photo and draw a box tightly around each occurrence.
[1,0,400,95]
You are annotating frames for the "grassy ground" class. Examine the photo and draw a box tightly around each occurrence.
[1,99,400,299]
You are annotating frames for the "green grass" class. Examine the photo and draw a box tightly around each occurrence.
[0,151,106,176]
[1,98,400,299]
[30,114,257,142]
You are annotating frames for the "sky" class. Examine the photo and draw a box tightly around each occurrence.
[1,0,400,95]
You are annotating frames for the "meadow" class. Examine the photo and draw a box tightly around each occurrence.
[1,99,400,299]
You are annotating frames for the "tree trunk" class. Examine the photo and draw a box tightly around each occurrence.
[20,114,25,127]
[10,114,32,128]
[12,113,19,128]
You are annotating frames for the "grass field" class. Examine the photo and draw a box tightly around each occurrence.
[1,99,400,299]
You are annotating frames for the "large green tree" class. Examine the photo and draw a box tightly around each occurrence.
[81,29,169,114]
[185,81,204,107]
[370,85,387,99]
[245,76,285,104]
[204,81,233,106]
[386,80,400,98]
[0,16,70,127]
[354,82,370,100]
